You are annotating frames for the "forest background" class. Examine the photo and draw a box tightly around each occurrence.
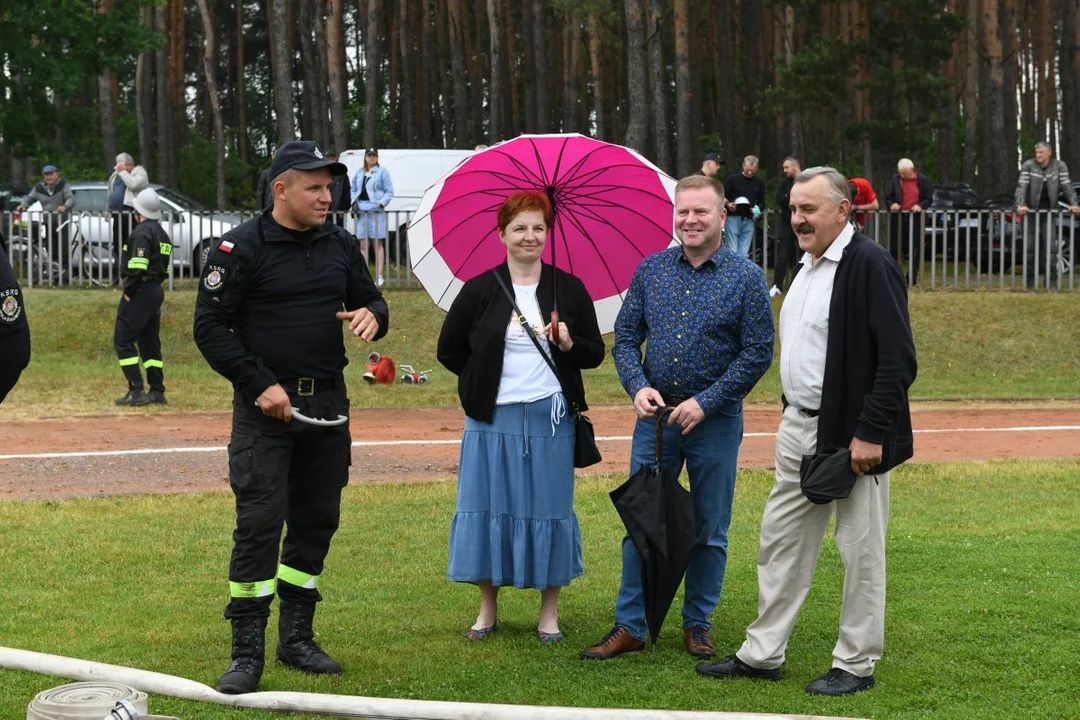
[1,0,1078,210]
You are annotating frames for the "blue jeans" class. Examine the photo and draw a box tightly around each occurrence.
[724,216,754,257]
[614,401,744,640]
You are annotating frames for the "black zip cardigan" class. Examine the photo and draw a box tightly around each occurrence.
[816,232,918,474]
[436,261,606,422]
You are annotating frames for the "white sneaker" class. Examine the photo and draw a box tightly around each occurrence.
[376,275,385,288]
[769,285,782,298]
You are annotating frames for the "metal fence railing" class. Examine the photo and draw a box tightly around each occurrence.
[754,208,1076,291]
[3,207,1076,292]
[0,209,419,290]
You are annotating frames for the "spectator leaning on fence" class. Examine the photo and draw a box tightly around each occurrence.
[883,158,932,286]
[18,165,76,266]
[846,177,879,233]
[1013,141,1080,289]
[107,153,149,278]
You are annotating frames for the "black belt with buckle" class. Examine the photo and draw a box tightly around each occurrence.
[797,407,820,418]
[660,393,689,406]
[279,376,342,397]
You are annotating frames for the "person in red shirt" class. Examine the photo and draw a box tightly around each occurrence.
[883,159,933,286]
[846,177,879,233]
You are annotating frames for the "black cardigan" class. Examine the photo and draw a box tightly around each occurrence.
[817,232,918,474]
[437,262,606,422]
[883,172,934,209]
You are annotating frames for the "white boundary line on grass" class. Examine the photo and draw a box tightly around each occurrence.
[0,424,1078,461]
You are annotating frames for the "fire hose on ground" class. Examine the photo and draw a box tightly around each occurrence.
[0,646,859,720]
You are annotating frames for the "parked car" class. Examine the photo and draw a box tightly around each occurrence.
[987,180,1080,270]
[67,182,244,273]
[925,183,1014,273]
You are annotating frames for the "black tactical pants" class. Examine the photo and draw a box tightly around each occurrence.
[225,384,351,620]
[113,282,164,392]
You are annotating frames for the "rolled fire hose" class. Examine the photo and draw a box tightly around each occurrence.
[1,647,854,720]
[252,403,349,427]
[26,681,176,720]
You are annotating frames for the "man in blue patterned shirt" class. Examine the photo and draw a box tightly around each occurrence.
[581,174,774,661]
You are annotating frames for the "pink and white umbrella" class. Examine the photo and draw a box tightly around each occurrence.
[407,133,679,334]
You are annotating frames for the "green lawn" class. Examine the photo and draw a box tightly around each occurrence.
[1,459,1078,718]
[1,287,1078,419]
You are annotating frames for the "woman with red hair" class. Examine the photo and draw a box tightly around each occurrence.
[437,190,605,643]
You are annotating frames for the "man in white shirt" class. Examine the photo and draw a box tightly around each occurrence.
[697,166,917,696]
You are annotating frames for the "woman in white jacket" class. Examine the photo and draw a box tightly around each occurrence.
[350,148,394,287]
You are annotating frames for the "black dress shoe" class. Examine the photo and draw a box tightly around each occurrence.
[696,654,781,681]
[805,667,875,695]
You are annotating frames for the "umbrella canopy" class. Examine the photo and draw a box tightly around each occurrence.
[407,133,679,333]
[608,409,695,645]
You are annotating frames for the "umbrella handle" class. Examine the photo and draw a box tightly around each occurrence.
[655,408,674,464]
[550,310,560,344]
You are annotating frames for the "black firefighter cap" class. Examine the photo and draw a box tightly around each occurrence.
[270,141,348,181]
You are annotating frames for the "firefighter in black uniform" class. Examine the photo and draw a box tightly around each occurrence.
[114,188,171,406]
[194,141,389,695]
[0,244,31,404]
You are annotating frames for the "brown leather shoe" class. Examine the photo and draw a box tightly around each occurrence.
[685,625,716,658]
[579,627,645,660]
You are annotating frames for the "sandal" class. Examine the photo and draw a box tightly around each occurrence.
[466,621,498,640]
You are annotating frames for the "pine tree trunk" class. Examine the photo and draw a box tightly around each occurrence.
[487,0,504,142]
[717,0,736,165]
[298,1,319,140]
[522,2,537,132]
[532,0,550,132]
[98,0,117,171]
[314,0,332,149]
[962,0,978,184]
[155,5,176,187]
[328,0,348,152]
[623,0,649,154]
[421,0,438,144]
[588,13,605,141]
[436,0,452,143]
[196,0,226,208]
[447,0,470,146]
[647,0,670,171]
[136,6,154,181]
[388,6,399,142]
[1059,0,1080,174]
[563,20,582,134]
[236,0,249,164]
[674,0,692,175]
[271,0,295,143]
[504,0,519,136]
[980,0,1008,195]
[363,0,381,147]
[999,0,1018,172]
[169,0,186,151]
[399,0,417,147]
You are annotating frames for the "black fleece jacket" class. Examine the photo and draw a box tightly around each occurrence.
[437,262,605,422]
[817,232,918,474]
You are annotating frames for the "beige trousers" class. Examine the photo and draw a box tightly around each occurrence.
[737,405,889,677]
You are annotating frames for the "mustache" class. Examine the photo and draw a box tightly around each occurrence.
[794,222,814,234]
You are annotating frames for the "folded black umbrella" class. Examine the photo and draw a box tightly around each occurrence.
[609,409,696,648]
[800,447,857,504]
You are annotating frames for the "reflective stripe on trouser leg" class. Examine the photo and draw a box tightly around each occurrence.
[118,357,140,366]
[230,578,277,598]
[278,564,320,591]
[143,359,163,369]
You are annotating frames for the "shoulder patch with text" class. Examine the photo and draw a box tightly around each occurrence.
[203,265,227,292]
[0,288,22,323]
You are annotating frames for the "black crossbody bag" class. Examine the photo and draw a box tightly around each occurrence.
[492,271,602,468]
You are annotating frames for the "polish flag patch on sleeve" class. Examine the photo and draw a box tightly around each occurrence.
[219,240,234,254]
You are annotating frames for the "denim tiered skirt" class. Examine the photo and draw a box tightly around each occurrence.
[447,393,583,589]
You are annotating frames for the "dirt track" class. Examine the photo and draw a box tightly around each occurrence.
[2,402,1078,500]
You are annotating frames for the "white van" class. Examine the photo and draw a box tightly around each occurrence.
[337,148,474,217]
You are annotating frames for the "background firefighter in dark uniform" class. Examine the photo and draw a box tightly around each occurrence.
[0,246,31,404]
[193,141,388,695]
[113,188,171,406]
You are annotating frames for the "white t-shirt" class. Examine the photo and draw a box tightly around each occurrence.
[496,282,562,405]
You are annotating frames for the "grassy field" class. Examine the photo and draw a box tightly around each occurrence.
[0,287,1078,419]
[0,460,1077,718]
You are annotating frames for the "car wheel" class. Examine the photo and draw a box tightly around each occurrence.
[194,238,216,275]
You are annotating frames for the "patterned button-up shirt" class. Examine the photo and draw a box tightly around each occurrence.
[612,245,774,414]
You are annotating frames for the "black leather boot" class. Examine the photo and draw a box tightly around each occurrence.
[114,389,149,406]
[216,616,267,694]
[276,600,343,675]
